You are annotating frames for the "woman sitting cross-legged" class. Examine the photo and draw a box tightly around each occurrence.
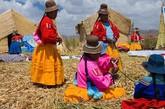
[64,35,126,102]
[121,54,165,109]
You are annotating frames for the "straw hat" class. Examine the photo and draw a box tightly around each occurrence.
[83,35,103,54]
[97,4,109,15]
[45,0,59,12]
[142,54,165,74]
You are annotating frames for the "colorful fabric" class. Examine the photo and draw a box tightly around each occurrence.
[38,16,59,44]
[106,46,123,71]
[98,54,113,73]
[92,20,119,42]
[77,56,114,92]
[102,87,126,100]
[92,20,122,71]
[30,44,64,85]
[131,32,143,42]
[12,35,23,42]
[64,84,126,102]
[87,81,103,100]
[99,41,108,54]
[33,32,42,44]
[0,53,26,62]
[117,42,130,52]
[134,82,165,100]
[103,22,113,39]
[22,35,36,53]
[9,41,22,54]
[64,85,91,103]
[142,75,165,85]
[121,98,165,109]
[129,42,142,51]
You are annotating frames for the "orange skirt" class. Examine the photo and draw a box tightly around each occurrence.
[129,42,142,51]
[64,84,126,102]
[30,44,64,86]
[106,44,123,71]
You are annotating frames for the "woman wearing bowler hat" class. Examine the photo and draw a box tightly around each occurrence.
[64,35,126,102]
[30,0,64,87]
[129,27,143,51]
[92,4,122,73]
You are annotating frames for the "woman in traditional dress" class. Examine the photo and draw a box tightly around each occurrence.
[30,0,64,87]
[64,35,126,102]
[92,4,122,73]
[129,27,143,51]
[9,32,23,54]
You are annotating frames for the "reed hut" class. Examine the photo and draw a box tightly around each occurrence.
[76,6,133,44]
[0,9,68,54]
[0,9,37,53]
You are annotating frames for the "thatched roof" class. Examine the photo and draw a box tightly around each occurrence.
[0,9,37,40]
[76,7,133,43]
[0,10,68,54]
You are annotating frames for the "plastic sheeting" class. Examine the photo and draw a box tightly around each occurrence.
[21,35,36,53]
[127,50,165,58]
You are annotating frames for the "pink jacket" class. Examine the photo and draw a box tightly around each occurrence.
[77,56,114,92]
[98,54,114,73]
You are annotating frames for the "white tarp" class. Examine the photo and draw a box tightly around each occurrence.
[61,55,81,60]
[127,50,165,57]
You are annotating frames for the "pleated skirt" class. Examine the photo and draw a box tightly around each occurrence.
[129,42,142,51]
[64,85,126,102]
[30,44,64,86]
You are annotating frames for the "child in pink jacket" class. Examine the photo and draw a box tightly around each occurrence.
[64,35,126,102]
[73,36,117,99]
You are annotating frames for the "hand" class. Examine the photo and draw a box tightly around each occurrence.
[110,58,119,68]
[106,38,114,43]
[56,37,62,45]
[107,38,117,49]
[113,38,117,43]
[107,73,114,85]
[112,67,119,74]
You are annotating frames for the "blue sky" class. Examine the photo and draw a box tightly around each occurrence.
[0,0,163,36]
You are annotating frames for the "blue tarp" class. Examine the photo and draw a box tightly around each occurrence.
[21,35,37,53]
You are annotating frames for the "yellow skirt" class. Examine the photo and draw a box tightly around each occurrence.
[129,42,142,51]
[64,85,126,102]
[30,44,64,86]
[106,44,123,71]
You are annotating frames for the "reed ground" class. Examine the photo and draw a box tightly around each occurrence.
[0,50,149,109]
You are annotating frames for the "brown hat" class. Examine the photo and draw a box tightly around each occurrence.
[83,35,103,54]
[134,27,139,32]
[97,4,109,15]
[45,0,59,12]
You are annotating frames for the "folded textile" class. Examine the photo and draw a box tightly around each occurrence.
[121,98,165,109]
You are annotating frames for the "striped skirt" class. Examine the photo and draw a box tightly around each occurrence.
[30,44,64,86]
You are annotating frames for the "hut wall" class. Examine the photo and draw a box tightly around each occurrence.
[0,38,8,53]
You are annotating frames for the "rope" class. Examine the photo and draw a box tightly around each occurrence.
[119,70,136,83]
